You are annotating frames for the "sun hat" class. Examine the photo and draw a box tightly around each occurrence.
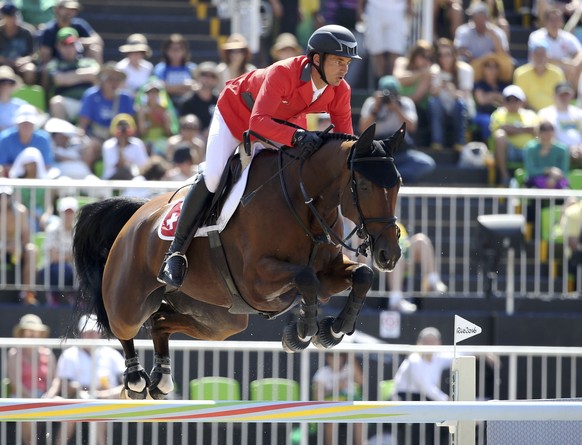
[57,196,79,213]
[12,314,50,337]
[270,33,302,59]
[471,52,514,83]
[78,314,100,333]
[118,33,152,57]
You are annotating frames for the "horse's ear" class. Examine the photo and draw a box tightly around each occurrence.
[382,123,406,155]
[355,123,376,154]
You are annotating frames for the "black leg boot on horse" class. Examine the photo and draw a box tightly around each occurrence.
[158,174,214,288]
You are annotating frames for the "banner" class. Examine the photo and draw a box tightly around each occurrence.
[454,315,482,345]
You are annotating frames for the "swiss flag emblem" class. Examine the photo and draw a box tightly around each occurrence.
[160,200,183,238]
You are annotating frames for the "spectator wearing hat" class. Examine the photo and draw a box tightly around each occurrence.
[77,62,134,171]
[0,104,53,174]
[115,33,154,97]
[527,7,582,88]
[0,66,28,131]
[37,196,79,306]
[135,78,177,155]
[490,85,539,185]
[514,40,566,112]
[38,0,103,67]
[216,33,256,91]
[47,27,100,122]
[8,314,56,445]
[270,32,302,63]
[0,186,38,305]
[43,117,92,179]
[454,2,510,63]
[180,61,219,140]
[153,33,197,108]
[45,313,125,445]
[165,114,205,165]
[472,52,513,142]
[538,82,582,168]
[101,113,148,180]
[0,2,37,85]
[359,75,435,183]
[165,144,197,181]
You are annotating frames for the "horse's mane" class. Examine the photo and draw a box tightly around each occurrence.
[320,132,358,143]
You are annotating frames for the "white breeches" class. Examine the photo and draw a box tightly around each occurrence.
[204,107,241,193]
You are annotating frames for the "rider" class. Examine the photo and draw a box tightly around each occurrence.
[158,24,361,288]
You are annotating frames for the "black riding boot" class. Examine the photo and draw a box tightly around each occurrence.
[157,176,213,288]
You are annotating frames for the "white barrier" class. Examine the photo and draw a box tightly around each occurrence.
[1,399,581,423]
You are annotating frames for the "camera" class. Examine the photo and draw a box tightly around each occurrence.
[381,89,392,104]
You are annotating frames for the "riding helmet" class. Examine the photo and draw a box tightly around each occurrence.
[307,25,361,60]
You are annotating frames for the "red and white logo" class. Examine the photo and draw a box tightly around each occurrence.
[159,200,183,239]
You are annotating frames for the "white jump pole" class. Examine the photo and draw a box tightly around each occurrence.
[449,356,476,445]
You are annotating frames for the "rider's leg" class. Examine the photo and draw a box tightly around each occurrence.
[158,107,240,288]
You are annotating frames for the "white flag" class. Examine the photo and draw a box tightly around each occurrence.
[454,315,482,344]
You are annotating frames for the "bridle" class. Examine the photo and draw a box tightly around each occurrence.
[279,137,401,261]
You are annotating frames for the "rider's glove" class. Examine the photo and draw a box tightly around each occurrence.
[292,130,323,160]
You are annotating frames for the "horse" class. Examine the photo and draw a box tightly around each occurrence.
[72,123,404,400]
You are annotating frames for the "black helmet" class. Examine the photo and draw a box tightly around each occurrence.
[307,25,361,60]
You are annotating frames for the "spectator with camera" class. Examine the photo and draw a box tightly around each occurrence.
[359,75,435,183]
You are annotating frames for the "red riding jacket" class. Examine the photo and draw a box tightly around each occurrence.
[217,55,354,146]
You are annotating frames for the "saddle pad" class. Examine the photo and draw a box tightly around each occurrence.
[158,143,263,240]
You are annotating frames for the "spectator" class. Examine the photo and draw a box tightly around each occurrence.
[514,40,566,112]
[472,52,513,142]
[393,327,451,445]
[135,78,176,156]
[165,145,197,181]
[43,116,92,179]
[78,62,134,171]
[38,0,103,66]
[37,196,78,306]
[8,314,56,445]
[0,104,53,174]
[216,33,256,91]
[0,186,37,304]
[480,0,510,39]
[165,114,205,166]
[359,75,435,183]
[270,32,302,62]
[490,85,539,185]
[0,2,37,85]
[153,33,196,108]
[0,65,28,132]
[429,38,474,151]
[46,26,100,122]
[123,154,172,198]
[523,121,570,189]
[115,33,153,97]
[534,0,581,26]
[433,0,463,40]
[454,1,510,63]
[387,223,448,313]
[538,82,582,168]
[180,61,219,141]
[312,352,364,445]
[17,0,56,28]
[101,113,149,180]
[44,314,125,445]
[528,7,582,87]
[393,39,434,147]
[559,196,582,281]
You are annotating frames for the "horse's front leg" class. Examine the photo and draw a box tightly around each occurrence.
[120,339,150,399]
[148,309,176,400]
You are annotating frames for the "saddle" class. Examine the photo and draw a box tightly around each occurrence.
[204,152,244,227]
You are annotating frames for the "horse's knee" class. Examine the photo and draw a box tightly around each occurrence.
[352,265,374,294]
[295,267,319,296]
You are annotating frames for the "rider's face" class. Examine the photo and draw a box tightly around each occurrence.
[317,54,351,87]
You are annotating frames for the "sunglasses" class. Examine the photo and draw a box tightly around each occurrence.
[539,126,554,132]
[505,96,521,102]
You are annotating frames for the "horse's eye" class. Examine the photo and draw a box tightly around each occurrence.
[357,179,369,191]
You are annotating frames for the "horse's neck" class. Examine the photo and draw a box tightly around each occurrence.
[308,141,351,212]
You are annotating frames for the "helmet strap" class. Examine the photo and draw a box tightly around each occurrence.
[312,52,329,85]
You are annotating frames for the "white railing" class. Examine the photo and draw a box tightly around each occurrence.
[1,339,582,445]
[0,180,579,305]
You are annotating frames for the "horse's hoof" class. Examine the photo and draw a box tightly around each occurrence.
[312,316,344,350]
[125,388,148,400]
[148,387,168,400]
[282,322,310,353]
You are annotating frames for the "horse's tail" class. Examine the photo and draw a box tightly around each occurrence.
[72,197,147,337]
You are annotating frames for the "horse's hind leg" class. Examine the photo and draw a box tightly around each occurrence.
[120,339,150,399]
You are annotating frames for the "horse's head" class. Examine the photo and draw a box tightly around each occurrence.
[341,123,403,271]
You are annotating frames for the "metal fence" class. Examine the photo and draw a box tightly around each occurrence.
[0,179,579,307]
[2,339,582,445]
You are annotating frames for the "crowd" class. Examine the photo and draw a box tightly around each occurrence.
[0,0,582,307]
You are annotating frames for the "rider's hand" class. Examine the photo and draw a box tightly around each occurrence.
[292,130,323,160]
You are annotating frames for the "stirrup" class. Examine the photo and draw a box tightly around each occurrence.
[157,252,189,286]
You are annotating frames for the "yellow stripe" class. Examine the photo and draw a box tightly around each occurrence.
[197,3,208,20]
[210,17,220,38]
[0,403,140,420]
[234,404,380,422]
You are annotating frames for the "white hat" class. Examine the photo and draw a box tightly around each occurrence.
[44,117,82,136]
[0,185,13,195]
[57,196,79,213]
[78,314,100,333]
[13,314,50,337]
[502,85,526,102]
[15,104,40,125]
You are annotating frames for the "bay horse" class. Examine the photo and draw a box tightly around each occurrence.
[73,123,403,399]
